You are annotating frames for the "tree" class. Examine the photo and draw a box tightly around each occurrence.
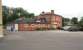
[2,6,10,25]
[28,13,35,18]
[2,6,35,25]
[62,17,70,26]
[71,17,78,25]
[79,17,83,27]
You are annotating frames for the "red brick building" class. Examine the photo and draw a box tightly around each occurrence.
[35,10,62,29]
[14,10,62,31]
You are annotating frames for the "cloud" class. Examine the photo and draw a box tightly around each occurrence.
[2,0,83,19]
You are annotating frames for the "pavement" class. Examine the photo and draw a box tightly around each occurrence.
[0,31,83,50]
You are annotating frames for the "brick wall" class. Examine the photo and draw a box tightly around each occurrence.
[18,24,50,31]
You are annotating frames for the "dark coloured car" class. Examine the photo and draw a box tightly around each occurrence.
[79,27,83,31]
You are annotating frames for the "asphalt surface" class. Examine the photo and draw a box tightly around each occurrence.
[0,31,83,50]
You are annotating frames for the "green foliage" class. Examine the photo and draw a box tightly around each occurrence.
[2,6,9,25]
[2,6,35,25]
[71,17,78,25]
[79,17,83,27]
[62,17,70,26]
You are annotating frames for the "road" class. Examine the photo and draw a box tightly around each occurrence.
[0,31,83,50]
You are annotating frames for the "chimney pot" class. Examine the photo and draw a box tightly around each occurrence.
[51,10,54,14]
[42,11,45,14]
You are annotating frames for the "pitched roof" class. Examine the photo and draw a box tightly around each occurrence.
[14,18,34,24]
[14,17,49,24]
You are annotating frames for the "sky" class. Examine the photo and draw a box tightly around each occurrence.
[2,0,83,20]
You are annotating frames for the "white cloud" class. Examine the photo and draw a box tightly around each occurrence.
[2,0,83,19]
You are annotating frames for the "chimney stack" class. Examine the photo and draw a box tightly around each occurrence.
[42,11,45,14]
[51,10,54,14]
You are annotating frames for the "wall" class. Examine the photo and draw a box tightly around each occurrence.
[18,24,36,31]
[0,0,3,37]
[18,24,50,31]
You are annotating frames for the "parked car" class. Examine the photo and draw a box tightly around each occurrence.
[79,27,83,31]
[62,26,71,31]
[67,26,80,31]
[62,25,82,31]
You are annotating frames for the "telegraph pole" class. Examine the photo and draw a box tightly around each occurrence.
[0,0,3,38]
